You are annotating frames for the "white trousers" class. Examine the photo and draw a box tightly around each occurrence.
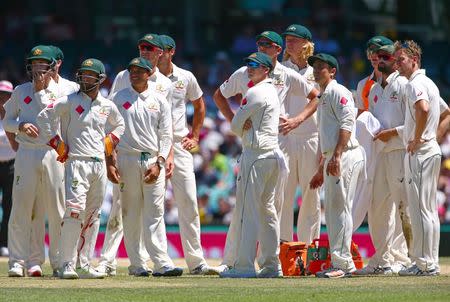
[224,149,282,272]
[118,152,174,270]
[323,147,364,271]
[58,158,106,268]
[278,134,320,243]
[404,142,441,271]
[8,145,64,270]
[368,149,410,268]
[170,142,206,271]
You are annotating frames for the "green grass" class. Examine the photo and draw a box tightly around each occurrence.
[0,259,449,302]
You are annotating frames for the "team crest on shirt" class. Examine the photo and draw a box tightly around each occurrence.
[15,176,20,185]
[272,75,285,87]
[71,179,79,188]
[120,182,125,192]
[174,80,185,90]
[148,101,160,112]
[306,74,315,82]
[155,84,166,94]
[98,106,109,116]
[390,91,399,101]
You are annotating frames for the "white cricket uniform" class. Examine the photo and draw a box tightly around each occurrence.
[365,71,411,268]
[166,63,208,271]
[30,77,79,270]
[113,86,174,271]
[229,78,285,273]
[402,69,441,271]
[317,80,364,271]
[280,59,321,244]
[355,73,378,111]
[99,68,172,269]
[37,92,125,269]
[219,61,315,265]
[3,81,66,271]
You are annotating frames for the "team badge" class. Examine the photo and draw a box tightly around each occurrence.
[155,84,165,93]
[174,80,185,90]
[273,76,285,87]
[307,74,315,82]
[98,106,109,116]
[71,179,79,188]
[390,91,398,101]
[33,48,42,56]
[83,59,93,67]
[145,34,154,40]
[120,182,125,192]
[132,58,140,64]
[288,26,296,31]
[148,102,160,112]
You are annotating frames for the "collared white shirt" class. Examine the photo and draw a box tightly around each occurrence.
[317,80,359,154]
[54,76,79,96]
[37,92,125,159]
[113,86,172,160]
[166,63,203,140]
[109,67,172,99]
[403,69,441,145]
[220,61,315,134]
[368,71,408,152]
[355,72,379,111]
[231,78,279,151]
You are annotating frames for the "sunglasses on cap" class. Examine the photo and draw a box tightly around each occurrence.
[246,61,262,68]
[139,44,159,52]
[377,53,394,61]
[256,41,276,48]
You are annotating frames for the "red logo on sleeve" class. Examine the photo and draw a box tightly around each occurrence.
[47,103,54,109]
[241,98,247,106]
[247,81,254,88]
[123,102,131,110]
[75,105,85,115]
[417,91,423,96]
[23,96,32,104]
[374,95,378,103]
[340,97,348,105]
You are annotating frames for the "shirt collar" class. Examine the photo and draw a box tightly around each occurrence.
[409,69,426,81]
[149,67,160,82]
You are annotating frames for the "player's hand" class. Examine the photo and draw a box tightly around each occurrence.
[279,116,302,136]
[373,129,394,142]
[105,154,120,184]
[309,170,324,189]
[181,136,199,151]
[326,155,341,177]
[407,138,425,154]
[19,122,39,138]
[243,119,252,131]
[104,133,119,156]
[144,164,160,184]
[165,154,174,179]
[33,71,50,92]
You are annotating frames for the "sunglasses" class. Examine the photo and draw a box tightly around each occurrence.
[246,61,261,68]
[139,44,159,52]
[256,41,275,48]
[377,53,394,61]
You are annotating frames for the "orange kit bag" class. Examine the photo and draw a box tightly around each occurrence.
[279,241,308,276]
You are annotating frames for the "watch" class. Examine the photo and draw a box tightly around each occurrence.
[157,157,166,169]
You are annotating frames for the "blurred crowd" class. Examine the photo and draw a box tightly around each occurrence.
[0,18,449,227]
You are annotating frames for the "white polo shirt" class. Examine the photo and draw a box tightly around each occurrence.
[403,69,441,145]
[166,63,203,141]
[220,61,315,135]
[317,80,359,154]
[231,78,279,151]
[355,72,379,111]
[37,92,125,159]
[112,87,172,160]
[368,71,408,152]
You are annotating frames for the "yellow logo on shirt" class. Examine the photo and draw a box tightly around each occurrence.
[174,80,185,90]
[272,76,285,87]
[148,102,160,112]
[155,84,166,93]
[307,74,315,82]
[98,106,109,116]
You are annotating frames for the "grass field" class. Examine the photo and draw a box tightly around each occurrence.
[0,258,449,302]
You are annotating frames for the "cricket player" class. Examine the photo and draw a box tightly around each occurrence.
[308,53,364,278]
[29,45,79,277]
[213,30,319,272]
[111,57,183,277]
[394,41,441,276]
[354,43,411,276]
[219,52,286,278]
[3,45,66,277]
[280,24,321,244]
[37,58,125,279]
[156,34,220,274]
[98,33,171,276]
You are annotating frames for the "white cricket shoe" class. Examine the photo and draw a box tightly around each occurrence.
[77,265,106,279]
[152,266,183,277]
[257,267,283,278]
[61,262,79,279]
[353,265,393,276]
[391,263,407,274]
[215,264,231,274]
[96,264,117,277]
[316,267,353,279]
[27,265,43,277]
[8,263,25,277]
[191,264,221,276]
[219,268,257,278]
[398,264,437,276]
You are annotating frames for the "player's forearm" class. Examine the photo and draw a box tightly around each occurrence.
[191,97,206,140]
[333,129,352,157]
[213,89,234,122]
[437,112,450,143]
[414,100,429,141]
[294,97,319,124]
[6,131,18,151]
